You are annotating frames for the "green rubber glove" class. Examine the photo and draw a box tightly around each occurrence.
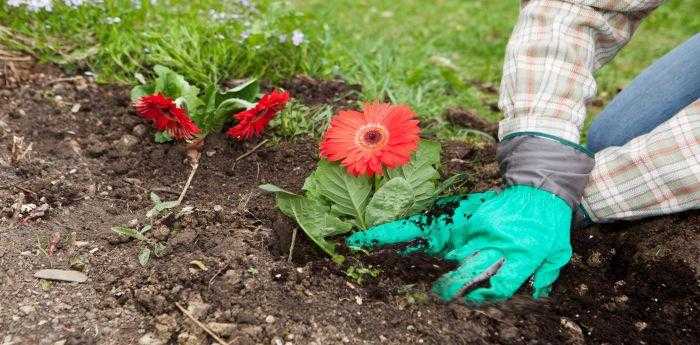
[346,185,572,303]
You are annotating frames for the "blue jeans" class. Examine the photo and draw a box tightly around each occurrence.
[587,33,700,153]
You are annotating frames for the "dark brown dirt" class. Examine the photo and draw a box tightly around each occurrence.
[0,64,697,345]
[279,74,362,110]
[444,108,498,139]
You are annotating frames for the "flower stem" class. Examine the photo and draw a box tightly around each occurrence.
[177,160,199,204]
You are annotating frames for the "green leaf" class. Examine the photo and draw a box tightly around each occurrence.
[365,177,415,226]
[130,85,154,102]
[134,72,147,85]
[300,172,333,209]
[386,141,441,214]
[154,132,173,143]
[138,247,151,266]
[145,207,159,218]
[259,184,297,196]
[276,194,350,264]
[150,192,161,204]
[215,98,255,114]
[159,201,180,210]
[152,65,202,114]
[146,198,180,218]
[140,224,153,234]
[111,226,145,241]
[220,78,259,102]
[207,97,254,131]
[152,243,167,257]
[315,160,372,228]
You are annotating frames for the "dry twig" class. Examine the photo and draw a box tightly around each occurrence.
[235,138,269,162]
[288,228,297,263]
[174,302,229,345]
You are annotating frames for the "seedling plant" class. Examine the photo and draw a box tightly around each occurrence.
[262,103,461,264]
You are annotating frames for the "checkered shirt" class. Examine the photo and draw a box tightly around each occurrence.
[498,0,699,221]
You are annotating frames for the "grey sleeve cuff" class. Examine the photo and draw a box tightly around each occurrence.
[496,134,595,208]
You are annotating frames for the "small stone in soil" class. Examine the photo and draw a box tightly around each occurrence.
[19,305,35,315]
[635,321,648,331]
[207,322,236,336]
[114,134,139,153]
[586,251,604,267]
[133,124,147,136]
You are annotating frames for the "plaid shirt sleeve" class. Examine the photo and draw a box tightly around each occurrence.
[581,100,700,222]
[497,0,662,143]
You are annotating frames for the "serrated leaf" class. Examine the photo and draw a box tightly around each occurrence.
[386,141,441,214]
[154,132,173,143]
[146,199,178,218]
[259,184,297,196]
[158,201,180,211]
[112,226,146,241]
[315,160,372,229]
[138,248,151,266]
[276,193,350,264]
[365,177,415,226]
[150,192,161,204]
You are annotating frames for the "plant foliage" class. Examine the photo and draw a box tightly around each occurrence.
[130,65,259,139]
[261,140,445,263]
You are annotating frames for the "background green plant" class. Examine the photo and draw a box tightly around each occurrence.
[1,0,698,139]
[1,0,321,88]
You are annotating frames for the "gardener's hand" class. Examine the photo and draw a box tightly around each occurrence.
[348,133,596,303]
[347,190,498,256]
[346,185,573,303]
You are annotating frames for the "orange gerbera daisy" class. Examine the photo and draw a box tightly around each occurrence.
[320,103,420,176]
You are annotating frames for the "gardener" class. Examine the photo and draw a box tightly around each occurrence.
[347,1,700,303]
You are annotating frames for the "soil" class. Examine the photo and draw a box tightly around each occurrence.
[443,108,498,139]
[0,62,697,345]
[279,75,362,110]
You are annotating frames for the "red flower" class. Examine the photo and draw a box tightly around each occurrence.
[134,94,200,140]
[227,90,290,140]
[320,103,420,176]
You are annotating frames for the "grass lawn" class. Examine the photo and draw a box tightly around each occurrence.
[1,0,698,139]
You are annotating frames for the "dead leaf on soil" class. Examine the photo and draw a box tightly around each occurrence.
[34,269,87,283]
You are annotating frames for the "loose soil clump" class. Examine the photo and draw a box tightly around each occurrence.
[1,64,697,344]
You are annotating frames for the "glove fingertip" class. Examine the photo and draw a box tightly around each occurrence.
[431,278,461,302]
[465,288,508,305]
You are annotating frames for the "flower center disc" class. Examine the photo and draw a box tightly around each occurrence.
[356,125,389,150]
